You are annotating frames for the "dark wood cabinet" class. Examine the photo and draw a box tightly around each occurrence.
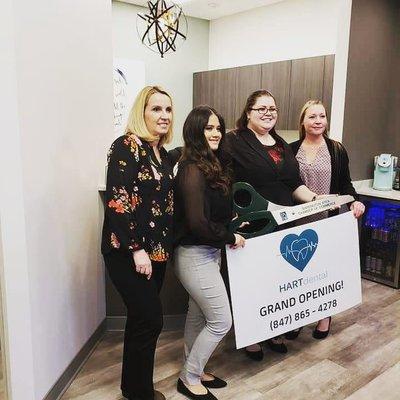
[323,54,335,121]
[288,56,325,129]
[261,60,291,130]
[193,68,238,129]
[235,64,262,124]
[193,72,207,106]
[193,55,334,131]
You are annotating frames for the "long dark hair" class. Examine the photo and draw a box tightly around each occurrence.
[236,89,278,133]
[181,105,231,195]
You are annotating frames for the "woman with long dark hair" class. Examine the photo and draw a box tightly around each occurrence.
[174,105,245,400]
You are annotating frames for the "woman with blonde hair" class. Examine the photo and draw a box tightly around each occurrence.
[288,99,364,340]
[102,86,174,400]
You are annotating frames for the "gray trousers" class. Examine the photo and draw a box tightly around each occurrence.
[174,245,232,385]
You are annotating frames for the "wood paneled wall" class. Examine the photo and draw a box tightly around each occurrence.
[193,55,335,130]
[261,61,291,130]
[288,56,325,129]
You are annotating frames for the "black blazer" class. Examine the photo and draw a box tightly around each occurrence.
[224,128,303,206]
[290,136,358,200]
[168,146,182,167]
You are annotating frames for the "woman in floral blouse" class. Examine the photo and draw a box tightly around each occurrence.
[101,86,174,400]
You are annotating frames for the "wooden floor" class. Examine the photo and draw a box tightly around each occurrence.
[62,280,400,400]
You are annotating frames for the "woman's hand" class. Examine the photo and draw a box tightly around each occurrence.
[350,201,365,218]
[230,233,246,249]
[232,214,250,229]
[133,249,152,280]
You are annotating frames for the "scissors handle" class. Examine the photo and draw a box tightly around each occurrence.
[230,210,277,239]
[232,182,270,215]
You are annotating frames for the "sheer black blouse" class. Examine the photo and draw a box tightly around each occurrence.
[173,161,235,249]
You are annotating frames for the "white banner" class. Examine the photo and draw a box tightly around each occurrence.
[226,211,362,349]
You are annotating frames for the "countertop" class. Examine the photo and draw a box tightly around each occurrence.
[99,180,400,201]
[353,180,400,201]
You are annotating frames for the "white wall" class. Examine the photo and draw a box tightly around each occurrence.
[0,1,35,398]
[209,0,352,141]
[112,1,210,148]
[0,0,114,398]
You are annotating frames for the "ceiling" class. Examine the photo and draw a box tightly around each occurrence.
[118,0,286,20]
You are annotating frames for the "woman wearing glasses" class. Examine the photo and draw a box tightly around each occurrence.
[225,89,317,361]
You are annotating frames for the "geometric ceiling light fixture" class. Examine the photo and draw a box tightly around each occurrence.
[137,0,188,58]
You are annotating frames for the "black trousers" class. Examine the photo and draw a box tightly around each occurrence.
[104,250,166,400]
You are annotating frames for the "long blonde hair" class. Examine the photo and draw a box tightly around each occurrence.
[298,100,329,140]
[125,86,174,146]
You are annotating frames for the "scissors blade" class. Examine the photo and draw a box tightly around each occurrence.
[265,200,285,211]
[270,195,355,225]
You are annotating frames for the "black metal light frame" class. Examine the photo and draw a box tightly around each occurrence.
[137,0,187,58]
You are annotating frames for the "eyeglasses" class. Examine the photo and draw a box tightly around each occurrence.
[250,106,279,115]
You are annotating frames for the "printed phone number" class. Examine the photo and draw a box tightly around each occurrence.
[269,299,337,331]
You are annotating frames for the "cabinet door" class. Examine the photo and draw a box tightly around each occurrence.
[323,55,335,120]
[261,60,291,130]
[288,56,325,129]
[193,72,207,107]
[193,68,238,129]
[213,68,238,129]
[235,64,262,123]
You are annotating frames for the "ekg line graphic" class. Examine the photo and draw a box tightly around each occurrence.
[281,240,318,262]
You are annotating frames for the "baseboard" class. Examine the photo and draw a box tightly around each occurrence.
[41,314,182,400]
[106,314,185,332]
[43,319,107,400]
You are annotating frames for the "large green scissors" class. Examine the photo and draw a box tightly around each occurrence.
[230,182,355,239]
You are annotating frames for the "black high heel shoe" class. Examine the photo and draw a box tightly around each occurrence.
[265,338,288,353]
[244,344,264,361]
[284,327,303,340]
[177,378,218,400]
[312,317,332,340]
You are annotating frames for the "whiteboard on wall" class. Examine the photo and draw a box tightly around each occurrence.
[113,58,145,138]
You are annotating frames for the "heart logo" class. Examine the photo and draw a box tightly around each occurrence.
[280,229,318,272]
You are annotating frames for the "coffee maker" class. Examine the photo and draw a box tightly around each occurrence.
[373,154,397,191]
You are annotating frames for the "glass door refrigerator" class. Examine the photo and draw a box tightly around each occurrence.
[359,195,400,288]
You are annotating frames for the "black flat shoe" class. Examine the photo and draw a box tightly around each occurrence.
[312,317,331,340]
[154,390,166,400]
[284,327,303,340]
[177,378,218,400]
[122,389,165,400]
[201,374,227,388]
[265,338,288,354]
[244,346,264,361]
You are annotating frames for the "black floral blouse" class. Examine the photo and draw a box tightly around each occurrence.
[101,134,174,262]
